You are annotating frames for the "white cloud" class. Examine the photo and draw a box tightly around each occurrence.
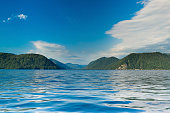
[106,0,170,57]
[17,14,27,20]
[29,41,68,60]
[7,18,11,21]
[2,14,28,23]
[28,41,87,64]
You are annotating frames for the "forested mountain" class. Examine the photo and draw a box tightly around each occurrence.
[0,53,61,69]
[165,53,170,56]
[86,52,170,70]
[85,57,119,70]
[111,52,170,70]
[2,52,170,70]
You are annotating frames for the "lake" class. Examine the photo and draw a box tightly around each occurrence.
[0,70,169,113]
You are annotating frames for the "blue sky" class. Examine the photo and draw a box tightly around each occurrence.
[1,0,169,64]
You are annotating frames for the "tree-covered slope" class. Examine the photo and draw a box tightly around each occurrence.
[85,57,119,70]
[109,52,170,70]
[0,53,61,69]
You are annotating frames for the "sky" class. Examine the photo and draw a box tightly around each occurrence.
[0,0,170,64]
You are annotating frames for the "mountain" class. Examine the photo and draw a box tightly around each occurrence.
[86,52,170,70]
[165,53,170,56]
[0,53,61,69]
[109,52,170,70]
[50,58,86,69]
[49,58,70,69]
[65,63,86,69]
[85,57,119,70]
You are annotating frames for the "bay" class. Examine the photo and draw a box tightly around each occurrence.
[0,70,170,113]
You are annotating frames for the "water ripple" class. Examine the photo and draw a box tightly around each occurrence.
[0,70,169,113]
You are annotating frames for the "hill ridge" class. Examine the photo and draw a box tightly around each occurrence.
[86,52,170,70]
[0,53,61,69]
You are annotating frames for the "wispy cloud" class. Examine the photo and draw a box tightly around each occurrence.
[105,0,170,57]
[2,14,28,23]
[137,0,149,5]
[28,41,87,64]
[29,41,68,59]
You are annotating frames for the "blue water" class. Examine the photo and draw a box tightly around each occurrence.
[0,70,170,113]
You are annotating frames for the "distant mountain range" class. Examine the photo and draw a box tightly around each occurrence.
[49,58,71,69]
[86,52,170,70]
[65,63,86,69]
[1,52,170,70]
[49,58,86,69]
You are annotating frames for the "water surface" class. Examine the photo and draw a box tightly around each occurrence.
[0,70,170,113]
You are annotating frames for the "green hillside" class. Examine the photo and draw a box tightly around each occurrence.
[86,52,170,70]
[0,53,61,69]
[109,52,170,70]
[85,57,119,70]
